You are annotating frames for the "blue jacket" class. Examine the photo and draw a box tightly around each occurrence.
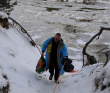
[42,37,68,75]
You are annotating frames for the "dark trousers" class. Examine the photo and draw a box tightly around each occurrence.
[49,60,59,80]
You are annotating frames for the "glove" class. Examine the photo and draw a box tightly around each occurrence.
[61,58,68,65]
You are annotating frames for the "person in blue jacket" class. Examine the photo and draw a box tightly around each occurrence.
[41,33,68,82]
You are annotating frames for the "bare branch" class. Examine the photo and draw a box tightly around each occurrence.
[82,26,110,67]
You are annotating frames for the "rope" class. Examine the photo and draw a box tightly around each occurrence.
[8,17,41,54]
[53,62,65,93]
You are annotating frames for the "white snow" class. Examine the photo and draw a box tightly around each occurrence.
[0,0,110,93]
[0,11,8,18]
[0,23,40,93]
[0,68,8,88]
[0,16,110,93]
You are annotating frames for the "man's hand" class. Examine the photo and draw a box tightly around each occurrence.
[61,57,68,65]
[41,52,44,56]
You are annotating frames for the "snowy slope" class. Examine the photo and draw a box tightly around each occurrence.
[0,22,81,93]
[0,23,110,93]
[0,18,40,92]
[1,1,110,92]
[0,22,110,93]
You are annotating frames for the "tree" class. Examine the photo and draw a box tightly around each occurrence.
[0,0,17,15]
[82,26,110,67]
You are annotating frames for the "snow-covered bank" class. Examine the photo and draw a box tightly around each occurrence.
[60,63,110,93]
[0,11,110,93]
[0,12,40,92]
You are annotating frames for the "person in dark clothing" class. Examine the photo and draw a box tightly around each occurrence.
[49,38,59,81]
[41,33,68,82]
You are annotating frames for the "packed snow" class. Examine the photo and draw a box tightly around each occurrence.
[0,0,110,93]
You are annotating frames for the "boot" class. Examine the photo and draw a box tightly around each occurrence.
[54,76,59,83]
[49,74,53,80]
[54,78,60,83]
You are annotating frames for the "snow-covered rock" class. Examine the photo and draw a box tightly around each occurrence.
[0,12,8,18]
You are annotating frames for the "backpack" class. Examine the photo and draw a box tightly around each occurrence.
[36,56,46,74]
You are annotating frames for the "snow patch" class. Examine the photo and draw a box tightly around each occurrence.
[0,12,8,18]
